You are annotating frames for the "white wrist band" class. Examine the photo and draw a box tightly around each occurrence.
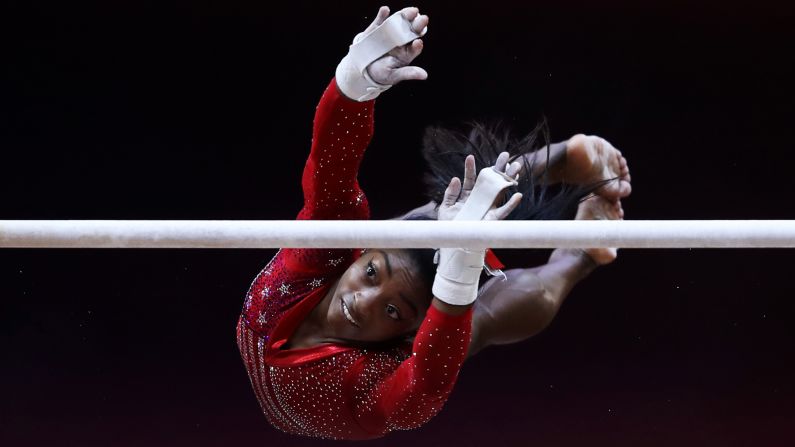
[431,167,517,305]
[336,11,427,102]
[335,55,392,102]
[432,248,485,305]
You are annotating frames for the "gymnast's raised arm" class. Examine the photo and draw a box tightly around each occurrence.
[297,6,429,221]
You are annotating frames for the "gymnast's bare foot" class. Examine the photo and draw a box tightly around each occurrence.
[564,134,631,202]
[575,195,624,265]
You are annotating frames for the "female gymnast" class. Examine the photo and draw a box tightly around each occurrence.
[236,6,631,440]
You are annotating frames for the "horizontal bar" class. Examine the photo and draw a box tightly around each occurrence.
[1,220,795,249]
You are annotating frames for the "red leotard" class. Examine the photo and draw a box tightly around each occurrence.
[236,78,472,440]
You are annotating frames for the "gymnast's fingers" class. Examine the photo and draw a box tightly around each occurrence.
[494,152,510,173]
[442,177,462,208]
[458,155,477,202]
[411,14,429,35]
[364,6,390,33]
[402,39,424,64]
[399,6,420,22]
[492,193,523,221]
[506,161,522,180]
[387,65,428,84]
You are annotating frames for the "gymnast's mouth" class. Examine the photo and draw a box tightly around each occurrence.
[340,295,360,327]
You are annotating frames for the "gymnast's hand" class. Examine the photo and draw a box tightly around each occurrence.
[438,152,523,222]
[360,6,429,86]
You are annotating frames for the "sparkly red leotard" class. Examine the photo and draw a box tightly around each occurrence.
[236,78,472,440]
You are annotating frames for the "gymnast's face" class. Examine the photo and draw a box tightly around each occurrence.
[326,249,431,343]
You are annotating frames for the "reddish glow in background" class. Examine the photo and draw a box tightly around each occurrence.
[2,1,794,445]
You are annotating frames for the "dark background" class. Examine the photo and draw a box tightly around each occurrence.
[3,0,794,445]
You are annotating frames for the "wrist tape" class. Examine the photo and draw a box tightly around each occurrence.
[432,248,486,305]
[431,167,518,305]
[336,11,427,101]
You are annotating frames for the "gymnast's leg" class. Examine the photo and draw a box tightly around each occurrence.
[527,134,631,201]
[467,194,623,357]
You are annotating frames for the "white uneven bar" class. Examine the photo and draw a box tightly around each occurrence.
[1,220,795,249]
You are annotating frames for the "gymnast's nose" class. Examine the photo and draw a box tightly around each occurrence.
[354,290,377,322]
[352,291,368,322]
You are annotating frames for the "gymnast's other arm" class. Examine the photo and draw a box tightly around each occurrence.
[429,165,525,317]
[363,156,524,433]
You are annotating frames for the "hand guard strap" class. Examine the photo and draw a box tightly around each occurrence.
[335,11,427,102]
[431,168,517,306]
[432,248,486,305]
[455,167,518,221]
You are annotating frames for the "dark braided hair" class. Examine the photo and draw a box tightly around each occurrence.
[420,119,607,221]
[392,119,610,302]
[369,120,611,350]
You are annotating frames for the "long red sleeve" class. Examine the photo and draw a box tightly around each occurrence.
[348,305,473,434]
[297,78,374,222]
[238,77,474,440]
[243,77,374,335]
[380,305,473,429]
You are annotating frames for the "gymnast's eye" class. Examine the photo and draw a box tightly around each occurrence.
[365,260,377,278]
[386,303,401,321]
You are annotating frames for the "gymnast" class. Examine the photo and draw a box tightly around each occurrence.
[236,6,631,440]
